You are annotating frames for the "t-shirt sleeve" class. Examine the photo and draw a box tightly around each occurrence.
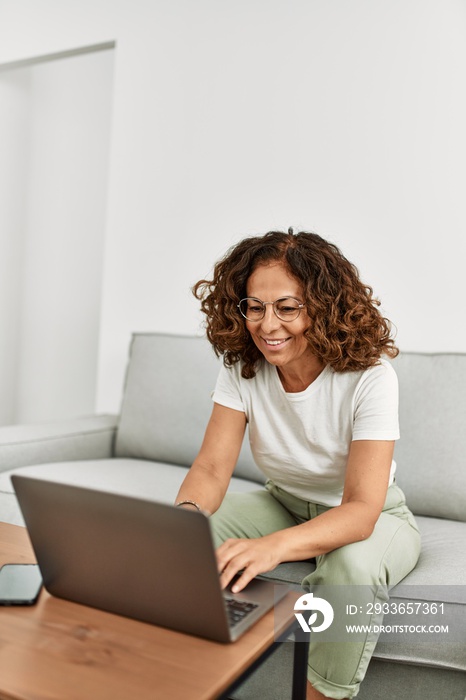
[211,362,246,414]
[352,361,400,441]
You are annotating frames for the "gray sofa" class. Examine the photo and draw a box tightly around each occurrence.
[1,332,465,700]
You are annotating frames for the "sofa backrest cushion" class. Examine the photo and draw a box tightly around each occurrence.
[114,333,265,484]
[392,352,466,522]
[116,337,466,521]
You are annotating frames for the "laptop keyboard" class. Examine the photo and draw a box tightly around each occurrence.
[225,597,259,627]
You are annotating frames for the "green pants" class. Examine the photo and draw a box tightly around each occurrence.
[211,481,421,699]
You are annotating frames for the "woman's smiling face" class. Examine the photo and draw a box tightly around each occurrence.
[245,261,316,375]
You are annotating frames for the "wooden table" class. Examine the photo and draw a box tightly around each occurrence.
[0,523,308,700]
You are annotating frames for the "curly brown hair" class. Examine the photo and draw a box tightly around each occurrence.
[193,229,398,378]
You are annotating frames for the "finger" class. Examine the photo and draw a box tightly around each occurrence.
[216,540,236,574]
[220,554,257,592]
[219,568,236,590]
[230,566,257,593]
[216,538,247,574]
[220,557,253,591]
[219,556,248,590]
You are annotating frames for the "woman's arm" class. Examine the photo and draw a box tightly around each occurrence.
[175,402,247,515]
[218,439,394,591]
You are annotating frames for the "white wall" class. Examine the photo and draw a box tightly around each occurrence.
[0,49,114,423]
[0,71,30,424]
[0,0,465,417]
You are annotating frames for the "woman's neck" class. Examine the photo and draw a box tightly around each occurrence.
[277,358,325,393]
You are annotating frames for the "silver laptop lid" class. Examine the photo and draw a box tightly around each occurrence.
[12,475,235,641]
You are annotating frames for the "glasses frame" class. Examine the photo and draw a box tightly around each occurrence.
[237,296,305,323]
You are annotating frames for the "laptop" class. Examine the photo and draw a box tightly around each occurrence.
[12,474,289,642]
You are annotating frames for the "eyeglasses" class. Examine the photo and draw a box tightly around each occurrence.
[237,297,305,322]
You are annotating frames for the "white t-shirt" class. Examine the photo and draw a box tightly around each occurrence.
[212,359,399,507]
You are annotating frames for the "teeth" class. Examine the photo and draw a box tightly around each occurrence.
[265,339,287,346]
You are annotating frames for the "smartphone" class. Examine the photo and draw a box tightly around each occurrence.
[0,563,43,605]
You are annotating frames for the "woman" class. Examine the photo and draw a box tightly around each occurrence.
[175,229,420,700]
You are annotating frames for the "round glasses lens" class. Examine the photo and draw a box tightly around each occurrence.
[239,299,264,321]
[274,298,301,320]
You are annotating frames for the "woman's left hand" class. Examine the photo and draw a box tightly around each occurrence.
[216,535,282,593]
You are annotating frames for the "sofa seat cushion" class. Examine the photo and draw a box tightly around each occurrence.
[372,605,466,673]
[400,515,466,587]
[0,458,262,526]
[368,515,466,672]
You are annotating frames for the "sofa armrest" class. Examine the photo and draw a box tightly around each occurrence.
[0,415,118,472]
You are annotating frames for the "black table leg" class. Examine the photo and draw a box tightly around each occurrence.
[291,627,310,699]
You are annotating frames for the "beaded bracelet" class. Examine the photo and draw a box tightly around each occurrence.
[175,499,201,511]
